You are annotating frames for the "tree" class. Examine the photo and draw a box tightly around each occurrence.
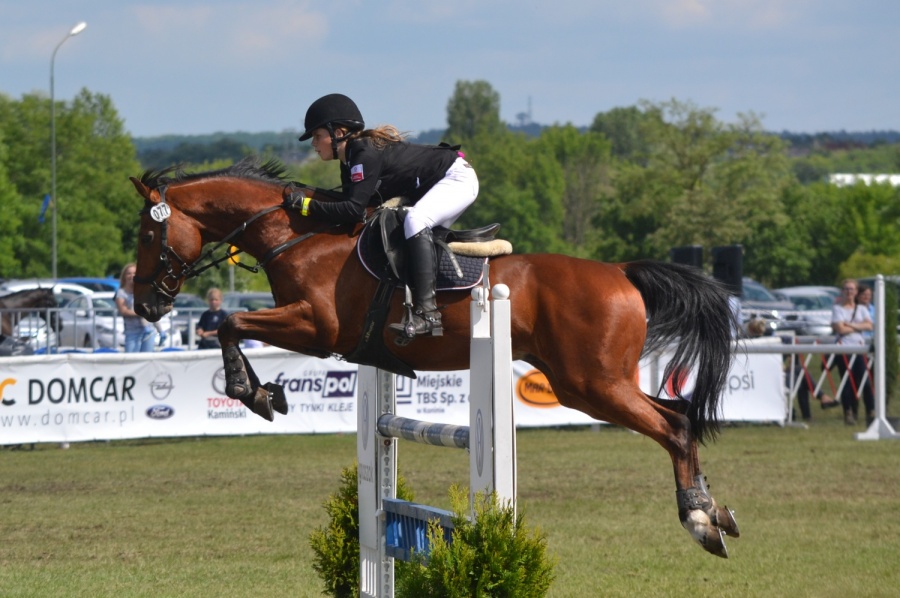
[0,132,24,276]
[442,80,568,254]
[0,90,141,277]
[139,138,253,169]
[533,125,613,257]
[590,106,653,163]
[445,80,504,143]
[607,100,796,270]
[455,127,568,254]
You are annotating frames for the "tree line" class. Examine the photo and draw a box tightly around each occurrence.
[2,82,900,292]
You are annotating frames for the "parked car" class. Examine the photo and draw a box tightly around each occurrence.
[773,286,838,336]
[13,315,58,353]
[739,278,803,335]
[785,285,841,302]
[57,292,183,350]
[171,293,207,345]
[0,279,93,305]
[57,292,124,349]
[222,292,276,312]
[59,276,120,292]
[0,335,33,356]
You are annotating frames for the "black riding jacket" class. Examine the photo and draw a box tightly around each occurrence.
[308,137,459,224]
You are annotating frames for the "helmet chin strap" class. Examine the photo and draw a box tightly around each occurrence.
[327,124,354,160]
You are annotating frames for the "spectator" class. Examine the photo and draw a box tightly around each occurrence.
[196,288,227,349]
[115,263,156,352]
[831,278,874,426]
[857,284,875,341]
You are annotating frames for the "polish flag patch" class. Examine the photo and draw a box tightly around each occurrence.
[350,164,364,182]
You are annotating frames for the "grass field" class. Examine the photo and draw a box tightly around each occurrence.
[1,414,899,597]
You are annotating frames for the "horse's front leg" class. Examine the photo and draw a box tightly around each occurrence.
[220,343,287,421]
[217,303,326,421]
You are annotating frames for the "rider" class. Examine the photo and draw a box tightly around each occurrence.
[288,93,479,337]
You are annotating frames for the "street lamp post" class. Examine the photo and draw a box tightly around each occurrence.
[50,21,87,279]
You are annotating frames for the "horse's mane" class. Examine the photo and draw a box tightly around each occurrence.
[139,157,289,190]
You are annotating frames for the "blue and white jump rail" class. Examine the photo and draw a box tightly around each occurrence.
[357,279,517,598]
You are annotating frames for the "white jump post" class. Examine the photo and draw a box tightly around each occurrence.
[856,275,900,440]
[358,280,516,598]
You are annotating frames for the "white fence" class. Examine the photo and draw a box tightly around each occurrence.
[2,278,897,444]
[742,275,898,441]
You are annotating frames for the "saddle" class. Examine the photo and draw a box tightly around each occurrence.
[344,205,513,378]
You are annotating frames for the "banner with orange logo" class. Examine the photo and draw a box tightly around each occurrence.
[0,346,784,445]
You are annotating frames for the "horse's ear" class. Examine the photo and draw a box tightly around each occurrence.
[130,177,156,202]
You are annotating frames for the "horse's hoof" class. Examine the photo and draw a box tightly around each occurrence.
[716,506,740,538]
[682,510,729,558]
[264,383,288,415]
[251,388,275,422]
[700,526,729,559]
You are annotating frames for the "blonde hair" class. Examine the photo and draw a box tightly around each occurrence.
[119,262,136,287]
[206,288,222,301]
[352,125,406,149]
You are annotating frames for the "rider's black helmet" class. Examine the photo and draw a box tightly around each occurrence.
[298,94,365,141]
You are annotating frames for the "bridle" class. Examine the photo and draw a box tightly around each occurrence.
[135,184,325,301]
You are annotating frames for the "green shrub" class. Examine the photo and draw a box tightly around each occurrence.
[308,463,415,598]
[397,486,556,598]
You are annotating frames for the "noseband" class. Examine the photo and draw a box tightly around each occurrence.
[135,184,323,301]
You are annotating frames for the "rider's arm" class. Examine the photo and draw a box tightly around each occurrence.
[290,142,382,224]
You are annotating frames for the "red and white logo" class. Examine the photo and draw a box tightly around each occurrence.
[350,164,364,182]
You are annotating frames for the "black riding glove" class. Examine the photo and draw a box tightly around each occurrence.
[285,192,311,216]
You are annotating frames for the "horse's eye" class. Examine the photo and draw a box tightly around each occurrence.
[141,232,154,246]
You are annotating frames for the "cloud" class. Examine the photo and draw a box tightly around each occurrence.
[129,1,327,63]
[653,0,804,30]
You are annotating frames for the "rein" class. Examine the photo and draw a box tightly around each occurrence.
[135,184,324,299]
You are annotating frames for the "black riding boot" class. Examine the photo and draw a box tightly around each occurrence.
[390,228,442,337]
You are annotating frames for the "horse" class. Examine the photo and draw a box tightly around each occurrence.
[129,158,741,558]
[0,287,60,338]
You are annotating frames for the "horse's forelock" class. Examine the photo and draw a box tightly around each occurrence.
[140,164,182,189]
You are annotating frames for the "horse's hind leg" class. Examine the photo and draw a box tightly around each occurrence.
[651,397,739,543]
[567,380,732,557]
[689,436,740,538]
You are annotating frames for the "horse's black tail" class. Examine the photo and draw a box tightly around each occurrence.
[622,260,737,443]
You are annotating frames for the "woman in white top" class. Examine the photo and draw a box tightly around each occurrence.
[115,263,157,352]
[831,279,874,425]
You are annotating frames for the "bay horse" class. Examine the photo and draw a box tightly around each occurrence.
[0,288,60,338]
[129,159,740,557]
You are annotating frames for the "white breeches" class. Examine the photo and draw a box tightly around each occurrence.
[403,157,479,238]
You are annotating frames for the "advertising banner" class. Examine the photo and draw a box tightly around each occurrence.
[0,345,786,445]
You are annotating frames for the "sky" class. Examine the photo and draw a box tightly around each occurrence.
[2,1,899,139]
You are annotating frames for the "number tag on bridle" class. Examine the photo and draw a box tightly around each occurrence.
[150,204,171,222]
